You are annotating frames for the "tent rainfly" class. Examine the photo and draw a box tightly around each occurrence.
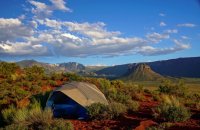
[46,81,108,119]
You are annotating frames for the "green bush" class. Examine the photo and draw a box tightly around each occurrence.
[111,80,125,89]
[13,108,28,123]
[126,100,139,112]
[63,73,82,81]
[86,103,109,120]
[158,80,187,96]
[2,100,52,126]
[21,80,32,88]
[147,122,174,130]
[1,124,28,130]
[87,102,127,120]
[2,105,16,124]
[24,65,45,81]
[26,108,53,128]
[98,78,111,95]
[2,107,73,130]
[51,73,63,81]
[1,100,74,130]
[108,102,127,119]
[159,84,172,94]
[31,92,51,109]
[131,92,145,101]
[47,80,57,86]
[0,62,19,78]
[114,92,132,104]
[152,95,191,122]
[30,85,41,93]
[152,94,161,102]
[184,100,200,110]
[49,119,74,130]
[146,126,163,130]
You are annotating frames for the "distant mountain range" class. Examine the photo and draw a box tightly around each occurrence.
[16,60,87,73]
[95,57,200,78]
[59,62,85,72]
[16,60,50,68]
[1,56,200,78]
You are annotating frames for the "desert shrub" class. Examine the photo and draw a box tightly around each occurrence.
[47,80,57,86]
[63,73,82,81]
[86,103,109,120]
[126,100,139,112]
[1,100,64,129]
[1,124,28,130]
[185,100,200,110]
[196,102,200,110]
[147,122,174,130]
[2,100,52,125]
[144,88,152,94]
[2,105,73,130]
[30,85,41,93]
[146,126,163,130]
[50,73,63,81]
[159,122,174,129]
[158,84,171,93]
[87,102,127,120]
[27,108,53,130]
[187,92,200,101]
[124,83,144,93]
[152,95,191,122]
[13,87,29,100]
[0,62,19,78]
[113,92,132,104]
[108,102,127,119]
[111,80,125,89]
[37,80,45,86]
[2,105,16,124]
[137,85,144,93]
[0,83,29,105]
[1,118,73,130]
[48,119,74,130]
[158,80,187,96]
[21,80,32,88]
[24,65,45,82]
[97,79,133,104]
[106,87,118,101]
[152,94,161,102]
[13,108,28,123]
[31,92,51,109]
[42,75,50,80]
[131,92,145,101]
[28,99,52,120]
[98,78,111,95]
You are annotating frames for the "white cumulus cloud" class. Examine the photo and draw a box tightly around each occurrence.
[159,13,165,17]
[0,2,191,58]
[0,41,49,56]
[29,0,71,19]
[146,32,169,43]
[177,23,197,27]
[160,21,166,26]
[137,40,190,56]
[0,18,34,42]
[50,0,71,11]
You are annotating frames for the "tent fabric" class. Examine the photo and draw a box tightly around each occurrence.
[47,81,108,108]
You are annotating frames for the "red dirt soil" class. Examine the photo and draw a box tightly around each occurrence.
[69,94,200,130]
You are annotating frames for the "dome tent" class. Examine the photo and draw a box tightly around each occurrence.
[46,81,108,119]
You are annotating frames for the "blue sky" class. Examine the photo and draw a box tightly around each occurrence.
[0,0,200,66]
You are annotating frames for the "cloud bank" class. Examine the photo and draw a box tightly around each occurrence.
[0,0,191,58]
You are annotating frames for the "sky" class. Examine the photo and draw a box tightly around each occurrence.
[0,0,200,66]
